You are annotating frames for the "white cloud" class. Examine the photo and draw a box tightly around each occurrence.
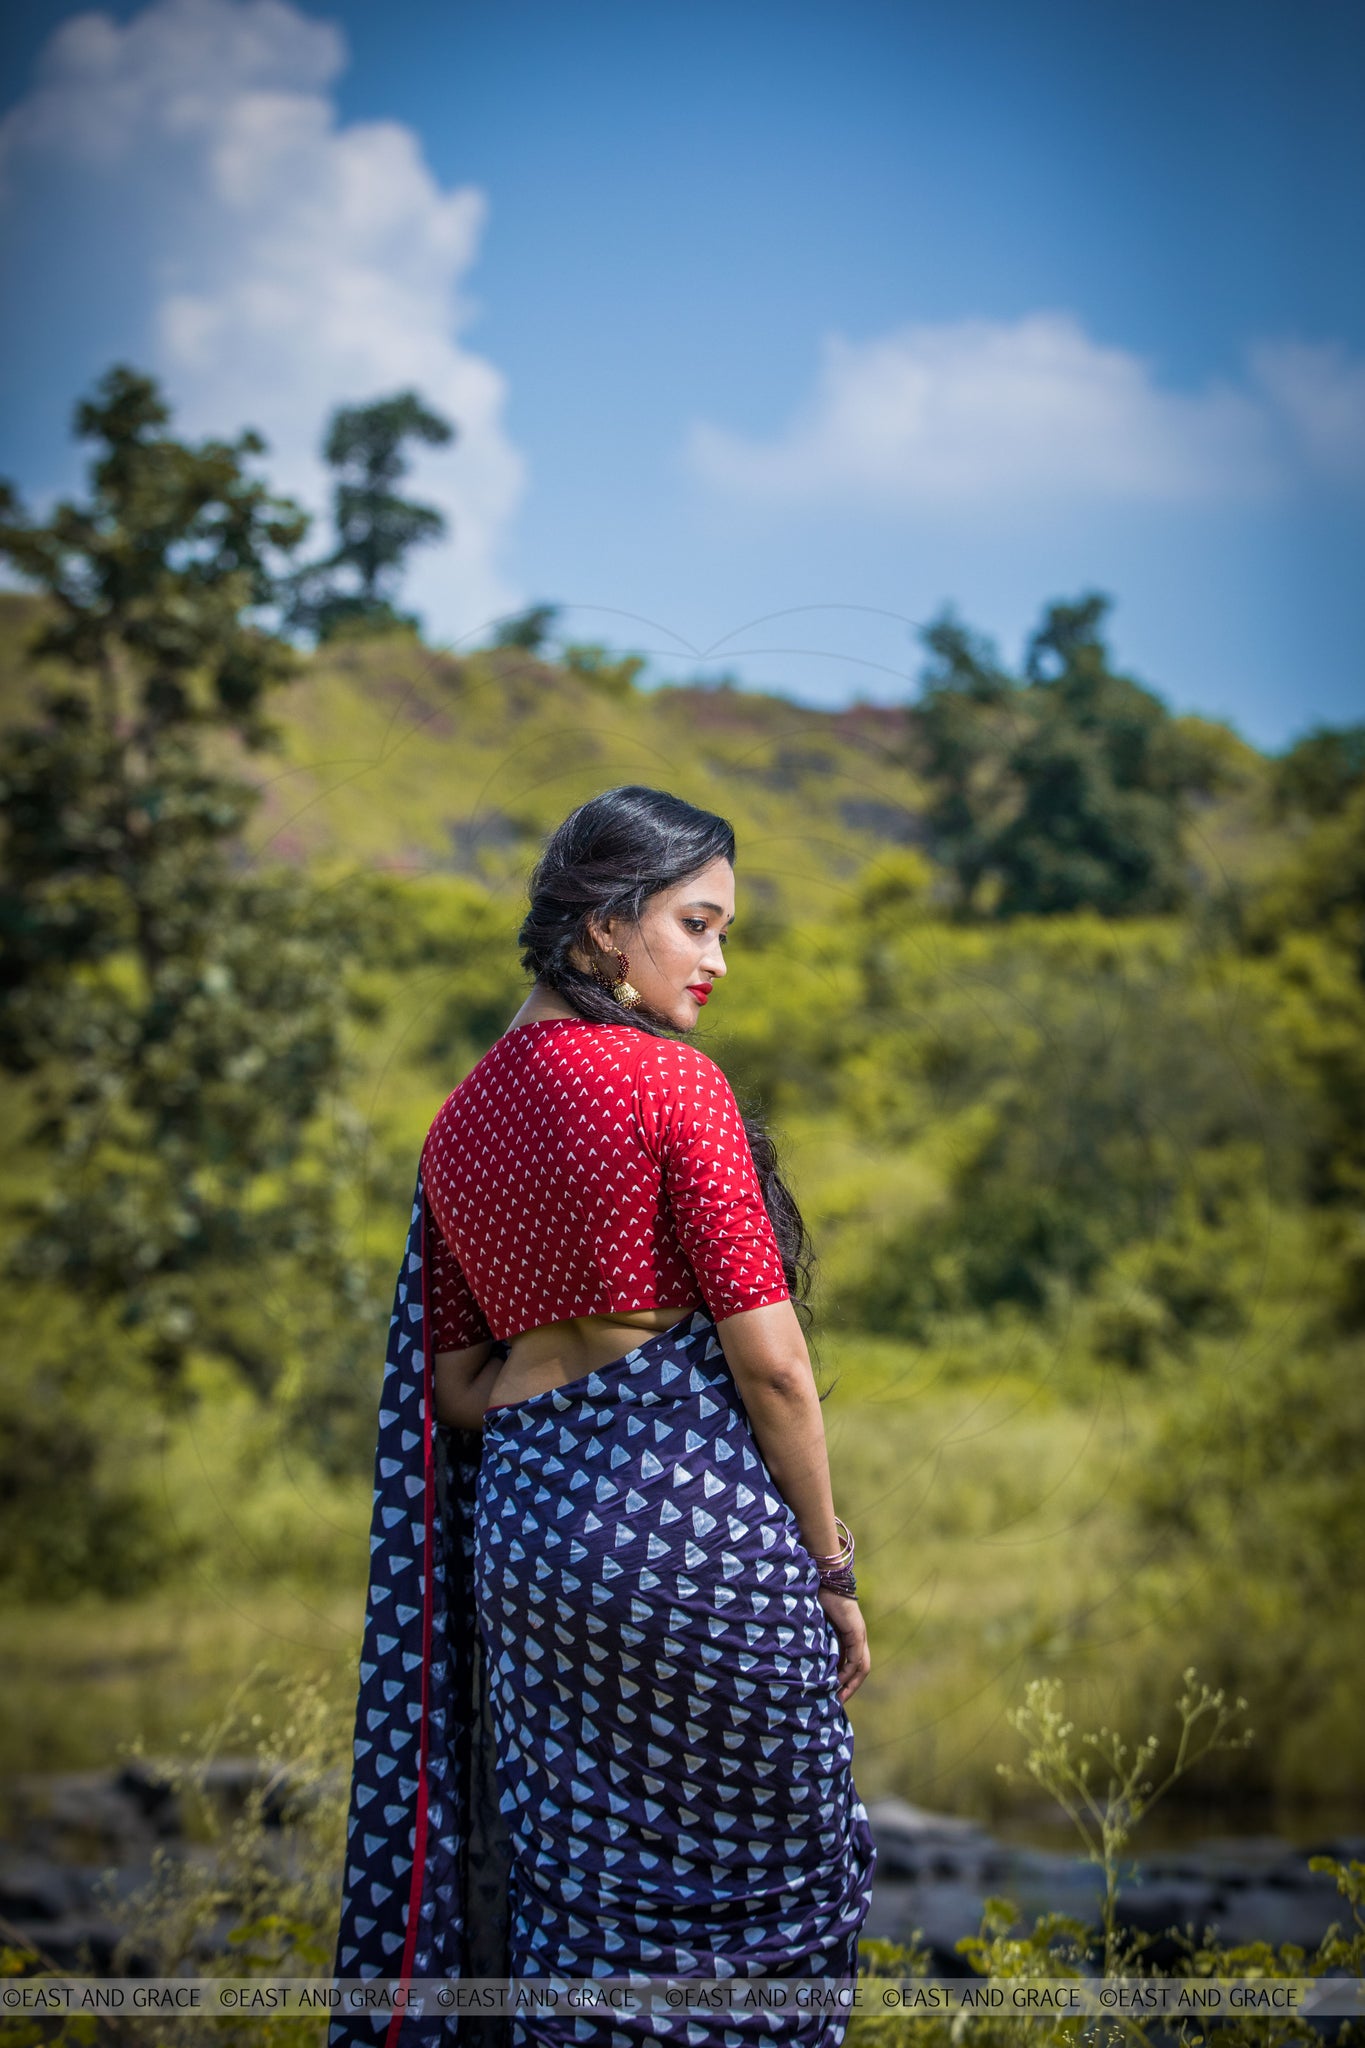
[0,0,525,642]
[1248,338,1365,487]
[686,312,1365,512]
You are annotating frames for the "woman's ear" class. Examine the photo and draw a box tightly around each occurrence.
[570,920,608,978]
[583,914,616,959]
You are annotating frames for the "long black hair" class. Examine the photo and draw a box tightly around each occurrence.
[517,784,818,1343]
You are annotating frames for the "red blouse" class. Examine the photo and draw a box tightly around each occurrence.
[419,1018,791,1348]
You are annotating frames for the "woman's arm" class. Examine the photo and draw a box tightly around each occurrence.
[716,1299,871,1704]
[433,1339,500,1432]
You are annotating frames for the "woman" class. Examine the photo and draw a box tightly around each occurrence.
[332,787,876,2046]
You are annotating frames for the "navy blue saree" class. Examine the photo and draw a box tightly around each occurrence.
[330,1175,876,2046]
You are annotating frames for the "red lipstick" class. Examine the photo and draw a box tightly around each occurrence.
[687,984,711,1004]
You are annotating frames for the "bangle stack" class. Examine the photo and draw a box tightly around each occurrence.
[809,1515,857,1597]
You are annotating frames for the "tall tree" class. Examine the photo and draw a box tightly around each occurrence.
[287,389,455,642]
[0,366,367,1401]
[912,593,1210,919]
[0,364,307,752]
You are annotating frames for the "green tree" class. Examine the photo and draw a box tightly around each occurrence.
[1239,784,1365,1204]
[912,593,1211,919]
[1270,720,1365,820]
[563,640,644,698]
[0,364,306,752]
[491,601,560,652]
[286,388,455,642]
[912,608,1019,913]
[0,365,312,1063]
[836,925,1296,1337]
[0,367,378,1591]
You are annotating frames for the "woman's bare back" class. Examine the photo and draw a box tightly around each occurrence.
[485,1303,703,1407]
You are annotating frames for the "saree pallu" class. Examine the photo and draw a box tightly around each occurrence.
[330,1175,877,2048]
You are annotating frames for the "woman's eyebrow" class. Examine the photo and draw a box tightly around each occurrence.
[682,900,736,924]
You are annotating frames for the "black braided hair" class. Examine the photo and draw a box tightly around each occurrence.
[516,785,817,1339]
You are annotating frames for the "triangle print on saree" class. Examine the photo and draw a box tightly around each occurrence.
[330,1172,877,2045]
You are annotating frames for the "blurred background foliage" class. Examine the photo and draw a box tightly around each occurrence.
[1,368,1363,1824]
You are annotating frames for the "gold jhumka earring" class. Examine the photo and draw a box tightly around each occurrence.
[608,948,641,1009]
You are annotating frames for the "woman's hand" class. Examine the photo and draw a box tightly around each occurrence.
[818,1588,870,1705]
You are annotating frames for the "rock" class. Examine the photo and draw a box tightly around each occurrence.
[112,1758,182,1833]
[0,1878,134,1975]
[865,1797,992,1845]
[12,1769,169,1859]
[862,1801,1365,1965]
[0,1857,88,1923]
[863,1797,993,1882]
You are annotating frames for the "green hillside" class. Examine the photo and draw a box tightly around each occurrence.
[232,622,1286,912]
[0,590,1279,912]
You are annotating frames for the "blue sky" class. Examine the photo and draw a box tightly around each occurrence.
[1,0,1362,748]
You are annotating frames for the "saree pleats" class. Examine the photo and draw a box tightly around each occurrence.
[330,1175,875,2048]
[476,1308,877,2043]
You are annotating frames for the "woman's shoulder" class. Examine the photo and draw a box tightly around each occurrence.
[632,1033,735,1110]
[421,1036,508,1145]
[633,1029,721,1073]
[426,1023,723,1118]
[427,1020,645,1122]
